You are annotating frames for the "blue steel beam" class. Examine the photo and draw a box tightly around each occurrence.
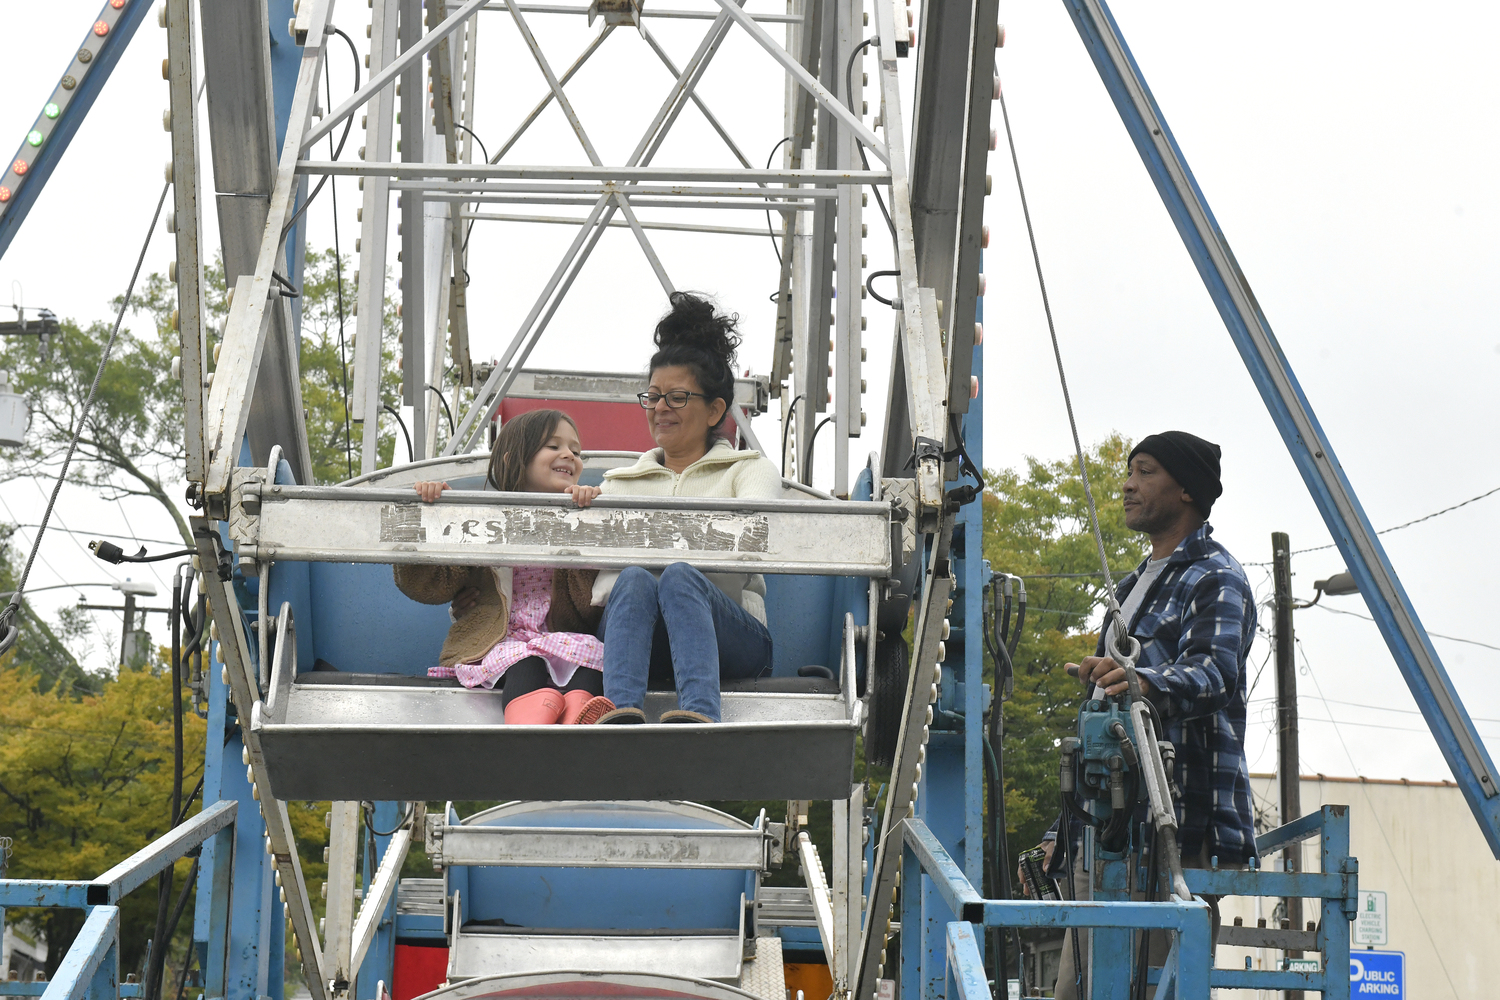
[1058,0,1500,854]
[0,0,154,259]
[902,820,985,924]
[943,923,989,1000]
[0,882,92,909]
[0,986,141,998]
[40,904,118,1000]
[86,799,237,905]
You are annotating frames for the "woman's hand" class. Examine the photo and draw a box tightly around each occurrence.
[564,484,601,507]
[413,480,450,503]
[451,586,481,618]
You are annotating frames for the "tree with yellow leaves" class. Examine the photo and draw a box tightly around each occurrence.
[0,664,205,979]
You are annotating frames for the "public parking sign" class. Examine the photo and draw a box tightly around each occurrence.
[1351,951,1403,997]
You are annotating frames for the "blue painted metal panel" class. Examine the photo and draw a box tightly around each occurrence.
[457,805,748,931]
[307,563,451,674]
[1058,0,1500,853]
[0,0,154,259]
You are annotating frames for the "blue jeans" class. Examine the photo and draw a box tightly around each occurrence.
[600,563,772,721]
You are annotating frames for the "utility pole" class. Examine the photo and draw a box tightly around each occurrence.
[1272,532,1302,998]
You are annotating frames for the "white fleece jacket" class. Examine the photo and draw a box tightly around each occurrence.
[591,440,787,623]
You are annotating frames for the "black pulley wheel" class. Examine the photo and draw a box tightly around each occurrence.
[864,636,910,768]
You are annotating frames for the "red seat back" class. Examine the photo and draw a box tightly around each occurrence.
[497,398,739,452]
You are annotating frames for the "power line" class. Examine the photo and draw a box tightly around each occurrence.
[1313,603,1500,653]
[1245,484,1500,564]
[8,524,185,548]
[1296,638,1462,996]
[1247,694,1500,726]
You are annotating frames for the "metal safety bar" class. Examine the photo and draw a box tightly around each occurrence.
[0,801,236,909]
[229,478,898,575]
[0,801,237,1000]
[429,821,774,870]
[901,818,1213,998]
[898,806,1359,998]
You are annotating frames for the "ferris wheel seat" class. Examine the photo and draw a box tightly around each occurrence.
[251,671,857,801]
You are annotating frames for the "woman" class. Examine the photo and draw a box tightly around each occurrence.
[590,291,784,725]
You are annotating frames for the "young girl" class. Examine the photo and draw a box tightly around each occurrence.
[393,408,614,725]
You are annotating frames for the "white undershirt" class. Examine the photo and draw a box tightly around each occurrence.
[1092,554,1170,700]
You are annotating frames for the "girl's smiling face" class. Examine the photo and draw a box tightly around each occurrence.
[523,420,584,492]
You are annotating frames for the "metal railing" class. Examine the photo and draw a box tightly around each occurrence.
[901,804,1358,999]
[0,801,236,1000]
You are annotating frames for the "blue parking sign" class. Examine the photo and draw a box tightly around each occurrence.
[1350,951,1403,997]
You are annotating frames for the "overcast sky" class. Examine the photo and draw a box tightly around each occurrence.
[2,1,1497,798]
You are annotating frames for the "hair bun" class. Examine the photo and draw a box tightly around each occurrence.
[654,291,741,364]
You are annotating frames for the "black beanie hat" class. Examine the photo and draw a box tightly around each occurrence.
[1129,431,1222,517]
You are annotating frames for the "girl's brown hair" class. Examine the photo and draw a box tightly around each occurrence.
[486,408,580,492]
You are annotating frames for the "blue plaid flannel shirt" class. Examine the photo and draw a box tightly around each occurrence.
[1048,522,1259,865]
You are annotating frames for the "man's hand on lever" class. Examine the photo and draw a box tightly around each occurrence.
[1066,655,1153,698]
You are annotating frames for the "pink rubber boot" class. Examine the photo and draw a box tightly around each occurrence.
[504,687,565,725]
[562,691,614,725]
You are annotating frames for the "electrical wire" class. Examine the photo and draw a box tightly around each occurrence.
[383,404,414,463]
[280,26,362,242]
[1244,484,1500,564]
[1312,603,1500,653]
[844,39,896,248]
[779,393,805,477]
[1298,639,1462,995]
[326,46,355,481]
[454,122,490,164]
[804,415,834,481]
[764,136,794,266]
[865,270,898,306]
[427,384,456,436]
[455,124,489,266]
[0,180,170,656]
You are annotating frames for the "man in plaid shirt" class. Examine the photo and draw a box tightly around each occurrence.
[1037,430,1258,999]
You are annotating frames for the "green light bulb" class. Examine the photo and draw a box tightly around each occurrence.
[43,103,60,119]
[26,131,43,147]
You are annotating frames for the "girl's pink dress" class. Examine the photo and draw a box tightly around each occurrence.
[427,565,603,689]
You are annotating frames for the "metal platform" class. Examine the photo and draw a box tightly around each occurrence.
[423,973,770,1000]
[253,678,859,801]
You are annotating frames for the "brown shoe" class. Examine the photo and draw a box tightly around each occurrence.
[595,706,646,725]
[570,696,615,725]
[659,709,714,724]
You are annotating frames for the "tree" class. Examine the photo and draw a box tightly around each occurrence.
[0,525,101,697]
[0,665,206,978]
[0,251,399,555]
[982,433,1148,855]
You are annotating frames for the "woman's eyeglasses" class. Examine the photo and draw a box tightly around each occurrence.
[637,390,709,409]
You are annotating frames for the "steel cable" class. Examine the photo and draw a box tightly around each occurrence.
[0,181,171,655]
[995,87,1126,639]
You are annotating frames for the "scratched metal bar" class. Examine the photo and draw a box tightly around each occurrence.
[234,483,893,574]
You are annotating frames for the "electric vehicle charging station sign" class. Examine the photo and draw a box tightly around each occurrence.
[1354,889,1388,945]
[1351,951,1403,997]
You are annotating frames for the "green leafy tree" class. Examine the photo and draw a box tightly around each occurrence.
[0,665,206,978]
[0,251,399,561]
[983,433,1148,855]
[0,525,101,696]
